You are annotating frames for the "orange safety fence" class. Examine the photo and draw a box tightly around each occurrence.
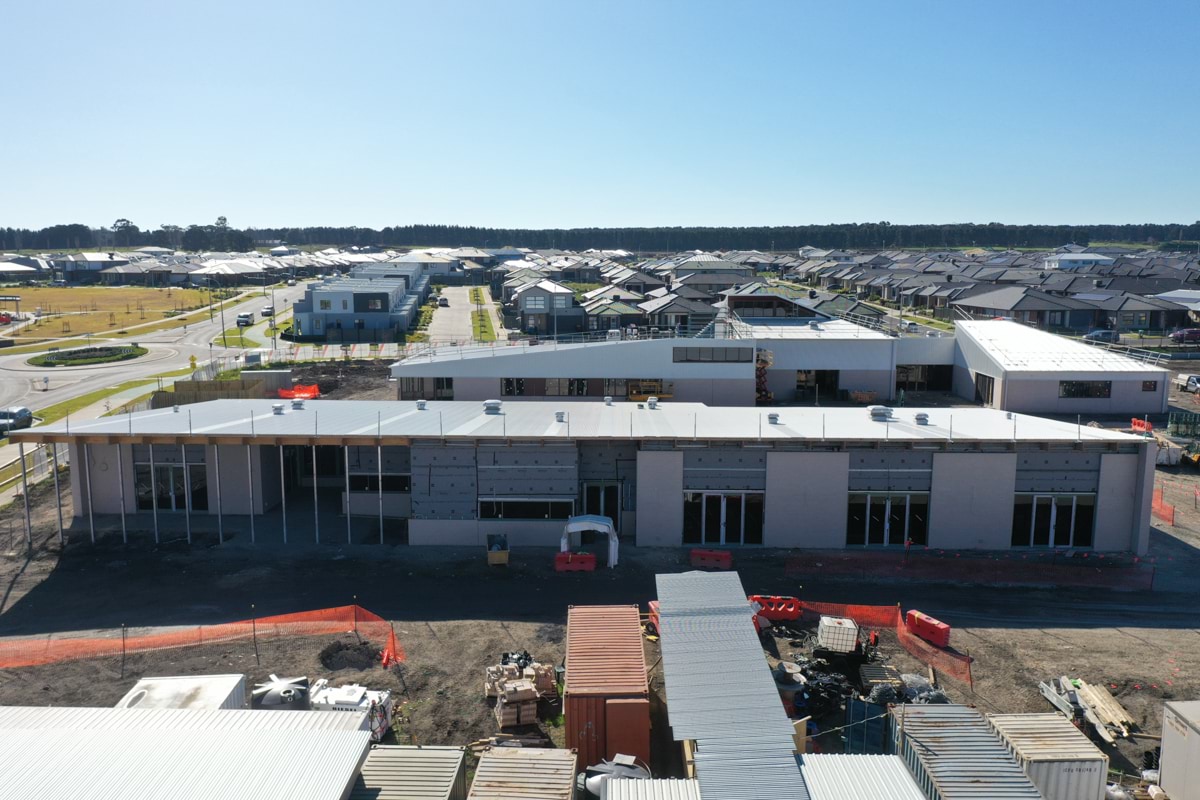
[798,600,974,687]
[0,605,403,670]
[278,384,320,399]
[1153,487,1176,526]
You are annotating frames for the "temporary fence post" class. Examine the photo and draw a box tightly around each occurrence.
[344,445,352,545]
[51,444,64,545]
[251,604,260,666]
[181,445,192,545]
[353,598,359,639]
[214,445,224,545]
[312,444,320,544]
[83,442,96,544]
[116,444,128,545]
[246,445,256,545]
[279,445,288,545]
[17,443,31,549]
[149,443,160,544]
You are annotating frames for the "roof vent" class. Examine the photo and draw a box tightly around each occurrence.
[272,403,285,415]
[604,396,613,406]
[555,410,566,423]
[647,396,659,409]
[809,320,821,330]
[868,405,894,420]
[416,399,427,410]
[173,405,180,413]
[914,412,929,425]
[291,398,305,410]
[484,399,503,415]
[767,412,780,425]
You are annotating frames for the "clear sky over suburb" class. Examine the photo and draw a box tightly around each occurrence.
[2,0,1197,230]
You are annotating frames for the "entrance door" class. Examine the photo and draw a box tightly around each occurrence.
[583,482,620,532]
[700,493,762,545]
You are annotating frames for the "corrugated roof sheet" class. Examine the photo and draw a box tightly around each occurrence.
[349,745,467,800]
[957,320,1165,374]
[986,714,1107,762]
[17,399,1141,446]
[467,747,577,800]
[891,705,1044,799]
[566,605,648,696]
[655,572,809,800]
[606,779,702,800]
[798,754,926,800]
[0,705,370,800]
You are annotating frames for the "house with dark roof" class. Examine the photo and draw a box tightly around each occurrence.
[949,286,1100,330]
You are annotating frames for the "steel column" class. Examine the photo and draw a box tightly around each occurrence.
[116,444,128,544]
[181,445,192,545]
[83,443,95,544]
[344,445,352,544]
[214,445,224,544]
[50,445,63,545]
[279,444,288,544]
[17,443,31,549]
[312,444,319,544]
[246,445,256,544]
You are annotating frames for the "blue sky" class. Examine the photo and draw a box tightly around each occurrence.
[1,0,1197,230]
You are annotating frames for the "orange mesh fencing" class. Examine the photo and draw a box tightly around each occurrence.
[798,600,974,686]
[0,605,403,670]
[1153,487,1176,525]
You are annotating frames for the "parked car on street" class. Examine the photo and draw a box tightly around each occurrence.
[1170,328,1200,343]
[1083,329,1121,343]
[438,296,450,307]
[0,407,33,434]
[1174,374,1200,393]
[261,306,275,317]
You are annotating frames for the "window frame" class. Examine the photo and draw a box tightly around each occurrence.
[1058,380,1112,399]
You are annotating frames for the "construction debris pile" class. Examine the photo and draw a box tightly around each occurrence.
[484,651,558,730]
[1040,675,1138,743]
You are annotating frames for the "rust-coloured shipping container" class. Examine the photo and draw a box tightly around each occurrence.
[564,605,651,770]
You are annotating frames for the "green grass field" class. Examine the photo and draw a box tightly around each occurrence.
[471,310,497,342]
[213,327,262,348]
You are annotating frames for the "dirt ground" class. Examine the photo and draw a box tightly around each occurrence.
[289,360,395,401]
[12,286,210,338]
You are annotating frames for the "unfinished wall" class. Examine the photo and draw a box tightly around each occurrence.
[764,451,849,547]
[1095,452,1140,552]
[635,449,683,546]
[929,451,1017,549]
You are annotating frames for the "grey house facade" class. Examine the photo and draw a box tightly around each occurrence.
[15,399,1153,555]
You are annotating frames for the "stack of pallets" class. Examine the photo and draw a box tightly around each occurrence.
[494,679,539,728]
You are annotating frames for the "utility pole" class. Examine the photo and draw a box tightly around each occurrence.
[219,281,229,347]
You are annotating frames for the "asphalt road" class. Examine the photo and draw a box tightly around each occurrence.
[0,283,310,414]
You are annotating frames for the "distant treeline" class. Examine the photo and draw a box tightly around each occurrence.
[3,220,1200,253]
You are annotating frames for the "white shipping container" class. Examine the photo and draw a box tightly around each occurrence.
[1161,701,1200,800]
[817,616,859,653]
[987,713,1107,800]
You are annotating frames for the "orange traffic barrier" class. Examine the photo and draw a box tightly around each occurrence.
[749,595,802,621]
[690,548,733,570]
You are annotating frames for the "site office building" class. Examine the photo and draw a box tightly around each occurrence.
[18,398,1153,555]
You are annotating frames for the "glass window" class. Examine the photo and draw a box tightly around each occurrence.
[553,295,569,308]
[1012,494,1095,548]
[604,378,627,396]
[683,492,703,544]
[1058,381,1112,399]
[568,379,587,396]
[526,295,546,311]
[342,300,348,310]
[319,299,331,310]
[368,298,383,310]
[847,492,929,546]
[545,378,566,396]
[502,378,525,396]
[846,494,867,545]
[744,494,764,545]
[1143,381,1158,392]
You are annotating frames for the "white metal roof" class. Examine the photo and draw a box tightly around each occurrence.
[18,398,1143,445]
[732,318,892,340]
[798,755,926,800]
[956,320,1165,374]
[606,779,701,800]
[0,706,370,800]
[986,714,1107,762]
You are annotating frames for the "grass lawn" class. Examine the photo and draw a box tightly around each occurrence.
[10,286,210,338]
[471,310,497,342]
[28,345,147,368]
[213,327,261,348]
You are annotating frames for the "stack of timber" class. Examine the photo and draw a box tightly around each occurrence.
[1039,675,1137,743]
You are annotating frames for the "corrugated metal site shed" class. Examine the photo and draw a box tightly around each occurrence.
[607,778,702,800]
[466,747,577,800]
[798,754,926,800]
[0,705,371,800]
[986,714,1106,800]
[565,604,650,769]
[348,745,468,800]
[891,705,1044,800]
[655,571,809,800]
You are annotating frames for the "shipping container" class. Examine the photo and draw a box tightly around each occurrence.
[1161,700,1200,800]
[467,747,577,800]
[844,698,889,755]
[891,705,1043,800]
[607,779,701,800]
[986,713,1106,800]
[116,674,246,710]
[349,745,467,800]
[564,605,651,769]
[799,754,927,800]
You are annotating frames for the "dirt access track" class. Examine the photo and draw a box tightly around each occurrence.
[0,479,1198,773]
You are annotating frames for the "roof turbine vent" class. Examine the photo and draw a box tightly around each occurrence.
[415,399,427,410]
[483,399,503,415]
[647,396,659,409]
